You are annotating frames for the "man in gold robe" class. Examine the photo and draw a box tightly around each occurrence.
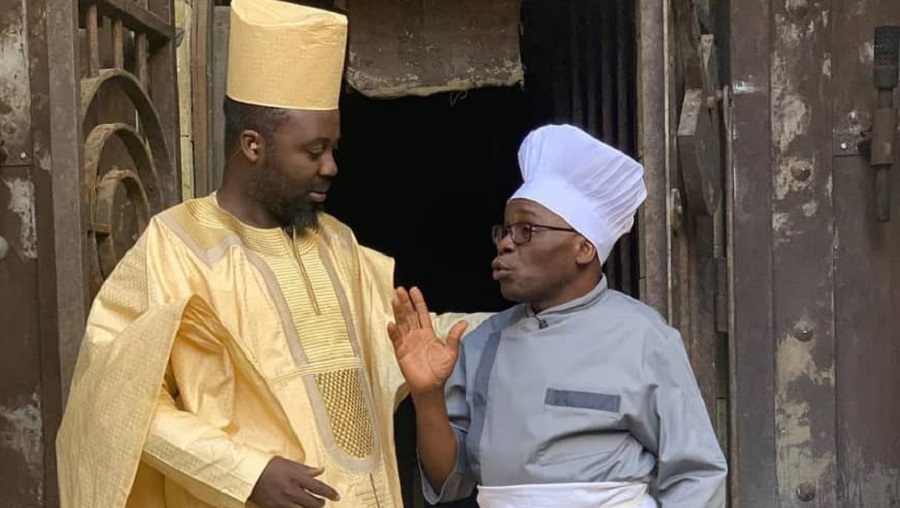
[56,1,486,507]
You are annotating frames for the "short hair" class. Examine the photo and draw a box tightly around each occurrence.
[223,95,290,157]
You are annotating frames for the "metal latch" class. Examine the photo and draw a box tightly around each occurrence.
[868,26,899,222]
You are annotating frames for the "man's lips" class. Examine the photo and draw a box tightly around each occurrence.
[492,260,512,279]
[309,190,328,202]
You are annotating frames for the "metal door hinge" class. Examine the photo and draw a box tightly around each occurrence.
[714,256,728,334]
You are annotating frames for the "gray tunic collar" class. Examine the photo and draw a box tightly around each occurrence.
[522,278,609,328]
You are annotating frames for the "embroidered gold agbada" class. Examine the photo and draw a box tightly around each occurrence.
[57,196,479,508]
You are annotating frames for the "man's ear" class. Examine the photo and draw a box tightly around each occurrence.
[240,130,262,163]
[574,236,598,266]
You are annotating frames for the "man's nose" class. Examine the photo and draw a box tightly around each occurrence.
[496,233,516,254]
[320,152,338,177]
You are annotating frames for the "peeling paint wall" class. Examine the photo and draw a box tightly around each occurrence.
[0,393,43,476]
[3,177,37,259]
[771,0,838,504]
[1,0,54,504]
[345,0,524,98]
[732,0,900,505]
[0,0,33,167]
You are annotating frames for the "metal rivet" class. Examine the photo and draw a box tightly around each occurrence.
[792,166,812,181]
[795,327,814,342]
[0,236,8,260]
[19,151,27,160]
[796,482,816,502]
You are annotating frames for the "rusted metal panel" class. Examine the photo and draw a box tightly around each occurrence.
[45,0,183,401]
[0,0,34,169]
[0,168,45,508]
[0,11,53,505]
[191,0,213,197]
[210,5,229,191]
[79,0,180,294]
[345,0,523,98]
[667,0,729,442]
[770,0,837,505]
[85,0,175,44]
[637,0,670,318]
[678,89,720,216]
[831,0,900,505]
[729,0,779,505]
[27,0,64,504]
[146,0,182,208]
[47,0,90,406]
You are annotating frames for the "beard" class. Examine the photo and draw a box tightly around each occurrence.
[250,149,322,231]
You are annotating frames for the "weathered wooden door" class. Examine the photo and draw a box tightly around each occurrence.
[0,0,181,505]
[730,0,900,506]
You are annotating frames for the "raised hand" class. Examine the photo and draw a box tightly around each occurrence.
[387,287,468,396]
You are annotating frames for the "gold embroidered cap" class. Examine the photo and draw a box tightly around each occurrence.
[227,0,348,110]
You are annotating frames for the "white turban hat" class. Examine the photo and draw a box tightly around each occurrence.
[510,124,647,263]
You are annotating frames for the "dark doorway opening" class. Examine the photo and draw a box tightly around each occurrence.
[327,1,637,505]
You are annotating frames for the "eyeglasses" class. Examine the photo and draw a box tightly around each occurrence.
[492,223,577,246]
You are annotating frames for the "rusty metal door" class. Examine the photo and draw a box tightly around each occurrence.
[0,0,54,505]
[0,0,181,505]
[0,0,70,504]
[50,0,183,397]
[730,0,900,506]
[831,2,900,505]
[637,0,731,458]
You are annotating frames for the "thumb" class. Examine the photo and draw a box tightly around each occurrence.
[445,321,469,353]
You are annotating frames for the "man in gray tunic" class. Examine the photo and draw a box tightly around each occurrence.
[387,124,728,507]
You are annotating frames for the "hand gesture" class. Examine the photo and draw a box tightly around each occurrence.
[250,457,340,508]
[387,287,468,396]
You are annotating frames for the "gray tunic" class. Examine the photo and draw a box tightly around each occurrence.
[423,279,727,507]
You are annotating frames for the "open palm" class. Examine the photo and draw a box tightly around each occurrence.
[387,287,468,395]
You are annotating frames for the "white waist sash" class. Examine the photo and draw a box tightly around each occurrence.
[476,481,656,508]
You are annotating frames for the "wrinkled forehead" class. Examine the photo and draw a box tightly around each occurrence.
[505,198,572,228]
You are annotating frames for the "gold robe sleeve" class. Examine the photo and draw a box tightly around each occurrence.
[141,340,273,508]
[57,219,278,508]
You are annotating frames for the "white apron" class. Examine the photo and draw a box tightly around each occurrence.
[476,481,656,508]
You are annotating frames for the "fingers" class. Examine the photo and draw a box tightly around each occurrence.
[286,490,324,508]
[409,287,434,332]
[296,472,340,502]
[282,464,338,506]
[445,320,469,352]
[393,287,423,333]
[285,489,326,508]
[298,464,324,477]
[391,288,411,335]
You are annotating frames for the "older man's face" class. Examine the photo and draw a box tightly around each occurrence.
[491,199,585,311]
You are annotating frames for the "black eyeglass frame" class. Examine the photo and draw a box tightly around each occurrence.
[491,222,577,245]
